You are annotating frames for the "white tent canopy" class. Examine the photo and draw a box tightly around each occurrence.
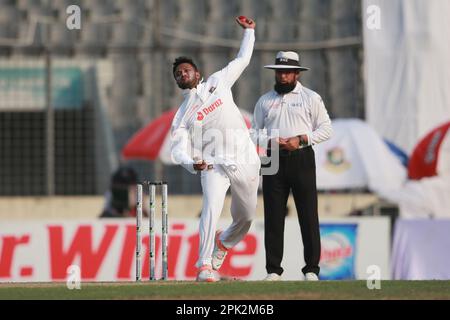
[314,118,407,193]
[382,176,450,218]
[363,0,450,153]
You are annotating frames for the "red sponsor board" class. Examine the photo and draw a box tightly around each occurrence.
[0,219,258,281]
[0,217,390,281]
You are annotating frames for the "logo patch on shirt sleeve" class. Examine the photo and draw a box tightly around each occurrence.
[209,86,216,93]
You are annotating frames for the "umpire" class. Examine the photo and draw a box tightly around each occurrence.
[252,51,332,281]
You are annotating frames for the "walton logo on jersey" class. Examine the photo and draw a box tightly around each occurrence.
[196,98,223,121]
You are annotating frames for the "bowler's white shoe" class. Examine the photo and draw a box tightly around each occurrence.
[305,272,319,281]
[196,265,220,282]
[263,273,282,281]
[212,231,228,271]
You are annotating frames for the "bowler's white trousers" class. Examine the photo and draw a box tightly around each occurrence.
[197,160,260,268]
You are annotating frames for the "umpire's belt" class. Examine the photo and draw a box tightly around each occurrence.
[268,146,310,157]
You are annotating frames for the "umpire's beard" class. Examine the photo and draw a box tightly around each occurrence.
[274,81,296,95]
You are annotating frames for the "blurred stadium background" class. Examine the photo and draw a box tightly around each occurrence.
[0,0,449,284]
[0,0,363,196]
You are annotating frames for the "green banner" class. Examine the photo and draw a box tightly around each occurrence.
[0,66,84,109]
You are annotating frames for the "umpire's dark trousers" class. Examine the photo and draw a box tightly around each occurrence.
[263,146,321,276]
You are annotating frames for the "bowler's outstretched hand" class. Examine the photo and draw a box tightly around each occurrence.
[236,16,256,29]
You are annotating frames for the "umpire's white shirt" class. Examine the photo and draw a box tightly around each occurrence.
[252,82,332,147]
[171,29,258,174]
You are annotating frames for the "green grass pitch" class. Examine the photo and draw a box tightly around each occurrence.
[0,280,449,300]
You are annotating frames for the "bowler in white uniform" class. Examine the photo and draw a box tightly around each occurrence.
[170,17,260,282]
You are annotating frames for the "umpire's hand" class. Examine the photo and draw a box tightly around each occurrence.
[282,137,300,151]
[236,16,256,29]
[281,135,308,151]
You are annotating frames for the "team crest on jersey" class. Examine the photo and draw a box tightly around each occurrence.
[197,112,204,121]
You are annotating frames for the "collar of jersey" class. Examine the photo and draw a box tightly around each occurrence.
[181,78,205,98]
[291,82,302,94]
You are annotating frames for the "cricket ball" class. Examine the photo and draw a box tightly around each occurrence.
[238,16,248,23]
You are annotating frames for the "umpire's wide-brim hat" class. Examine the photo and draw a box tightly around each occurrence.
[264,51,309,71]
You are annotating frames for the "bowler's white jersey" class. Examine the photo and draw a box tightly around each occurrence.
[171,29,258,174]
